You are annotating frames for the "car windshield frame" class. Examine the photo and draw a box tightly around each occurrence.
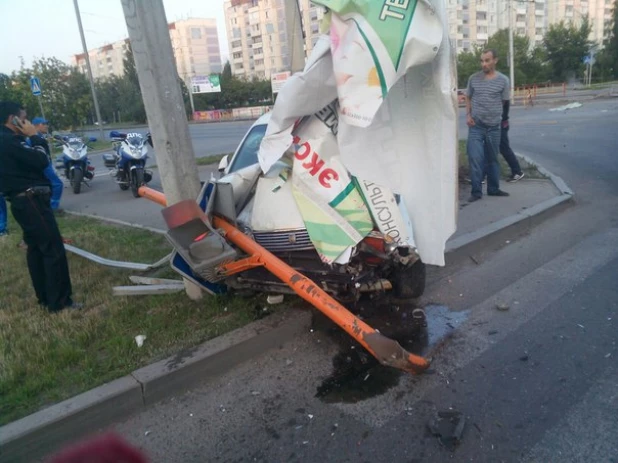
[228,124,268,174]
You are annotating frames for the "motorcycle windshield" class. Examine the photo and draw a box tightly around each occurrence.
[127,137,144,148]
[69,141,84,150]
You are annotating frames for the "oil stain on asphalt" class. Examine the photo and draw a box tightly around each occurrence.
[315,303,467,403]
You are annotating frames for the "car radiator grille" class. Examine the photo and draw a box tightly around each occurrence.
[252,229,314,253]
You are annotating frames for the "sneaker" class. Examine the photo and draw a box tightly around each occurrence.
[488,190,510,197]
[468,195,482,203]
[507,173,525,183]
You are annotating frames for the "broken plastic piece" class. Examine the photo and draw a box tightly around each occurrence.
[135,335,146,348]
[267,294,285,305]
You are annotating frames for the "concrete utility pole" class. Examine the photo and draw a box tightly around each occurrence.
[73,0,104,140]
[121,0,203,299]
[285,0,306,73]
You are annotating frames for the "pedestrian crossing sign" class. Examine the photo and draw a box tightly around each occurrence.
[30,77,42,96]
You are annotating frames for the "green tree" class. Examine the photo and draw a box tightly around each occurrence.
[543,18,593,81]
[456,30,548,88]
[457,50,479,88]
[6,58,92,129]
[120,44,146,123]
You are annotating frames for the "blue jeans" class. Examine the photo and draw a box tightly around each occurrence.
[43,164,64,210]
[467,121,502,198]
[0,194,6,233]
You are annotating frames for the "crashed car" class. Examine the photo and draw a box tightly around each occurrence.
[210,111,426,302]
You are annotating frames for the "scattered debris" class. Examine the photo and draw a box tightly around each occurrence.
[505,240,511,244]
[129,276,183,286]
[135,335,147,348]
[428,410,466,450]
[577,324,585,329]
[549,102,583,112]
[113,284,184,296]
[267,294,285,305]
[144,431,151,437]
[470,255,480,265]
[308,414,314,420]
[303,441,309,445]
[286,359,294,366]
[251,391,261,396]
[488,330,498,335]
[189,413,193,417]
[519,355,529,362]
[496,303,510,312]
[605,353,612,359]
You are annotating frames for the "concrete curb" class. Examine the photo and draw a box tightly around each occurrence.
[0,156,574,462]
[0,308,312,462]
[446,153,573,254]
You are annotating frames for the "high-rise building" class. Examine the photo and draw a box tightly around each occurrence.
[447,0,548,54]
[547,0,615,45]
[72,18,222,81]
[223,0,324,80]
[72,39,128,80]
[169,18,223,81]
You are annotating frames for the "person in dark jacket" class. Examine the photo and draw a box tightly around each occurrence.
[0,101,80,313]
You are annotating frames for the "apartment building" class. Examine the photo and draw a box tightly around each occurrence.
[548,0,615,45]
[224,0,324,80]
[72,39,128,80]
[72,18,222,81]
[169,18,223,81]
[447,0,548,54]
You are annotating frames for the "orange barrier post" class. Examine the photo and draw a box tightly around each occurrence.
[138,186,167,206]
[138,186,430,374]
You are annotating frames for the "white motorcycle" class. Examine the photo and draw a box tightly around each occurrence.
[53,134,96,194]
[103,131,153,198]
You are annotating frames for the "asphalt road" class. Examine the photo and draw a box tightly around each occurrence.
[64,98,618,462]
[82,120,254,159]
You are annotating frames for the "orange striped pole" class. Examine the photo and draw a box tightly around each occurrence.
[138,186,430,374]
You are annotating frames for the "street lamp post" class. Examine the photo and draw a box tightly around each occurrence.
[73,0,104,139]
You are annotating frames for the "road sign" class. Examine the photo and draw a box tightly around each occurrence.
[271,71,291,94]
[30,76,42,96]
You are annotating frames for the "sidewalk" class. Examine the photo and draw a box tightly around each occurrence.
[453,178,560,241]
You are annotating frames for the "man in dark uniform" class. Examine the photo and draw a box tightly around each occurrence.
[0,101,79,313]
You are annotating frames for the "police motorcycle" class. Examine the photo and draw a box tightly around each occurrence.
[103,131,153,198]
[53,134,96,194]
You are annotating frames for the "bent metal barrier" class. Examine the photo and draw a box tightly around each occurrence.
[138,185,430,375]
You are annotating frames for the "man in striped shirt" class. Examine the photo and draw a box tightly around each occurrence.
[466,49,511,202]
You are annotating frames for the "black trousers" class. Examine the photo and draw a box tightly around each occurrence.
[9,193,73,312]
[499,126,523,177]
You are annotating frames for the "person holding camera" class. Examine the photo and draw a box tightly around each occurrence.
[0,101,80,313]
